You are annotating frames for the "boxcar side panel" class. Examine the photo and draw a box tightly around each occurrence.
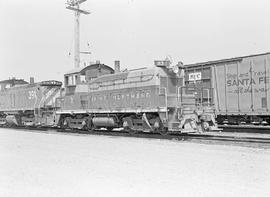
[213,54,270,115]
[214,64,226,112]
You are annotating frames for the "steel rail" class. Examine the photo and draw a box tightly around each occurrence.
[1,126,270,148]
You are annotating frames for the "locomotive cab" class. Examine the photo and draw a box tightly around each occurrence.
[63,62,114,95]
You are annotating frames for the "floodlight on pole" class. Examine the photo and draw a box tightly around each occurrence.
[66,0,90,68]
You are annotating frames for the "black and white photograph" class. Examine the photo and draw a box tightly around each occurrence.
[0,0,270,196]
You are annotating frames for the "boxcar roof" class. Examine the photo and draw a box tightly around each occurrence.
[185,52,270,68]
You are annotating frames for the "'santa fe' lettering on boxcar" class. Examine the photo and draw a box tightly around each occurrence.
[227,77,270,86]
[227,78,256,87]
[226,69,270,94]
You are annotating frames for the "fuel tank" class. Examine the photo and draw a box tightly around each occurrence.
[92,117,117,127]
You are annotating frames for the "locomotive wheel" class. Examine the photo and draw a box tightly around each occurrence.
[125,127,138,135]
[153,119,168,136]
[62,117,71,129]
[127,127,138,135]
[201,121,210,132]
[87,126,95,132]
[123,117,138,135]
[159,127,169,136]
[84,118,94,132]
[106,127,113,132]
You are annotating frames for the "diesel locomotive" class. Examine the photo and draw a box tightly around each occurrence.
[0,78,62,127]
[0,60,218,134]
[56,60,217,134]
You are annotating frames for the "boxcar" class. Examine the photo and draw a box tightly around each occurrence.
[185,52,270,125]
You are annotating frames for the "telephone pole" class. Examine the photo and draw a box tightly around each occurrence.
[66,0,90,68]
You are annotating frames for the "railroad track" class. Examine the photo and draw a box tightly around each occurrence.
[184,133,270,144]
[219,125,270,134]
[1,125,270,148]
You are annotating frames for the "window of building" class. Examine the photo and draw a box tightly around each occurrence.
[65,76,69,86]
[80,75,86,83]
[68,75,76,85]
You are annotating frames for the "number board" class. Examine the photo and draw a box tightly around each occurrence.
[188,72,202,81]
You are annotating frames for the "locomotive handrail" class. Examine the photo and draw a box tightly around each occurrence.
[200,87,215,107]
[202,88,210,106]
[181,86,196,105]
[178,86,215,107]
[88,74,155,90]
[159,87,168,119]
[177,86,181,105]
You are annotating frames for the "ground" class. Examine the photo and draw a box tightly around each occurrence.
[0,128,270,197]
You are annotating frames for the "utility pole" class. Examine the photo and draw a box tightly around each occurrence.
[66,0,90,68]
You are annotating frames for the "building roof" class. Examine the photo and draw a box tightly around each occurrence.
[0,78,28,85]
[65,63,114,75]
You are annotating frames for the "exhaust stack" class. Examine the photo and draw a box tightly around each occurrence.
[114,60,120,73]
[30,77,34,84]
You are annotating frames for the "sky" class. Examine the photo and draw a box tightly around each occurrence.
[0,0,269,82]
